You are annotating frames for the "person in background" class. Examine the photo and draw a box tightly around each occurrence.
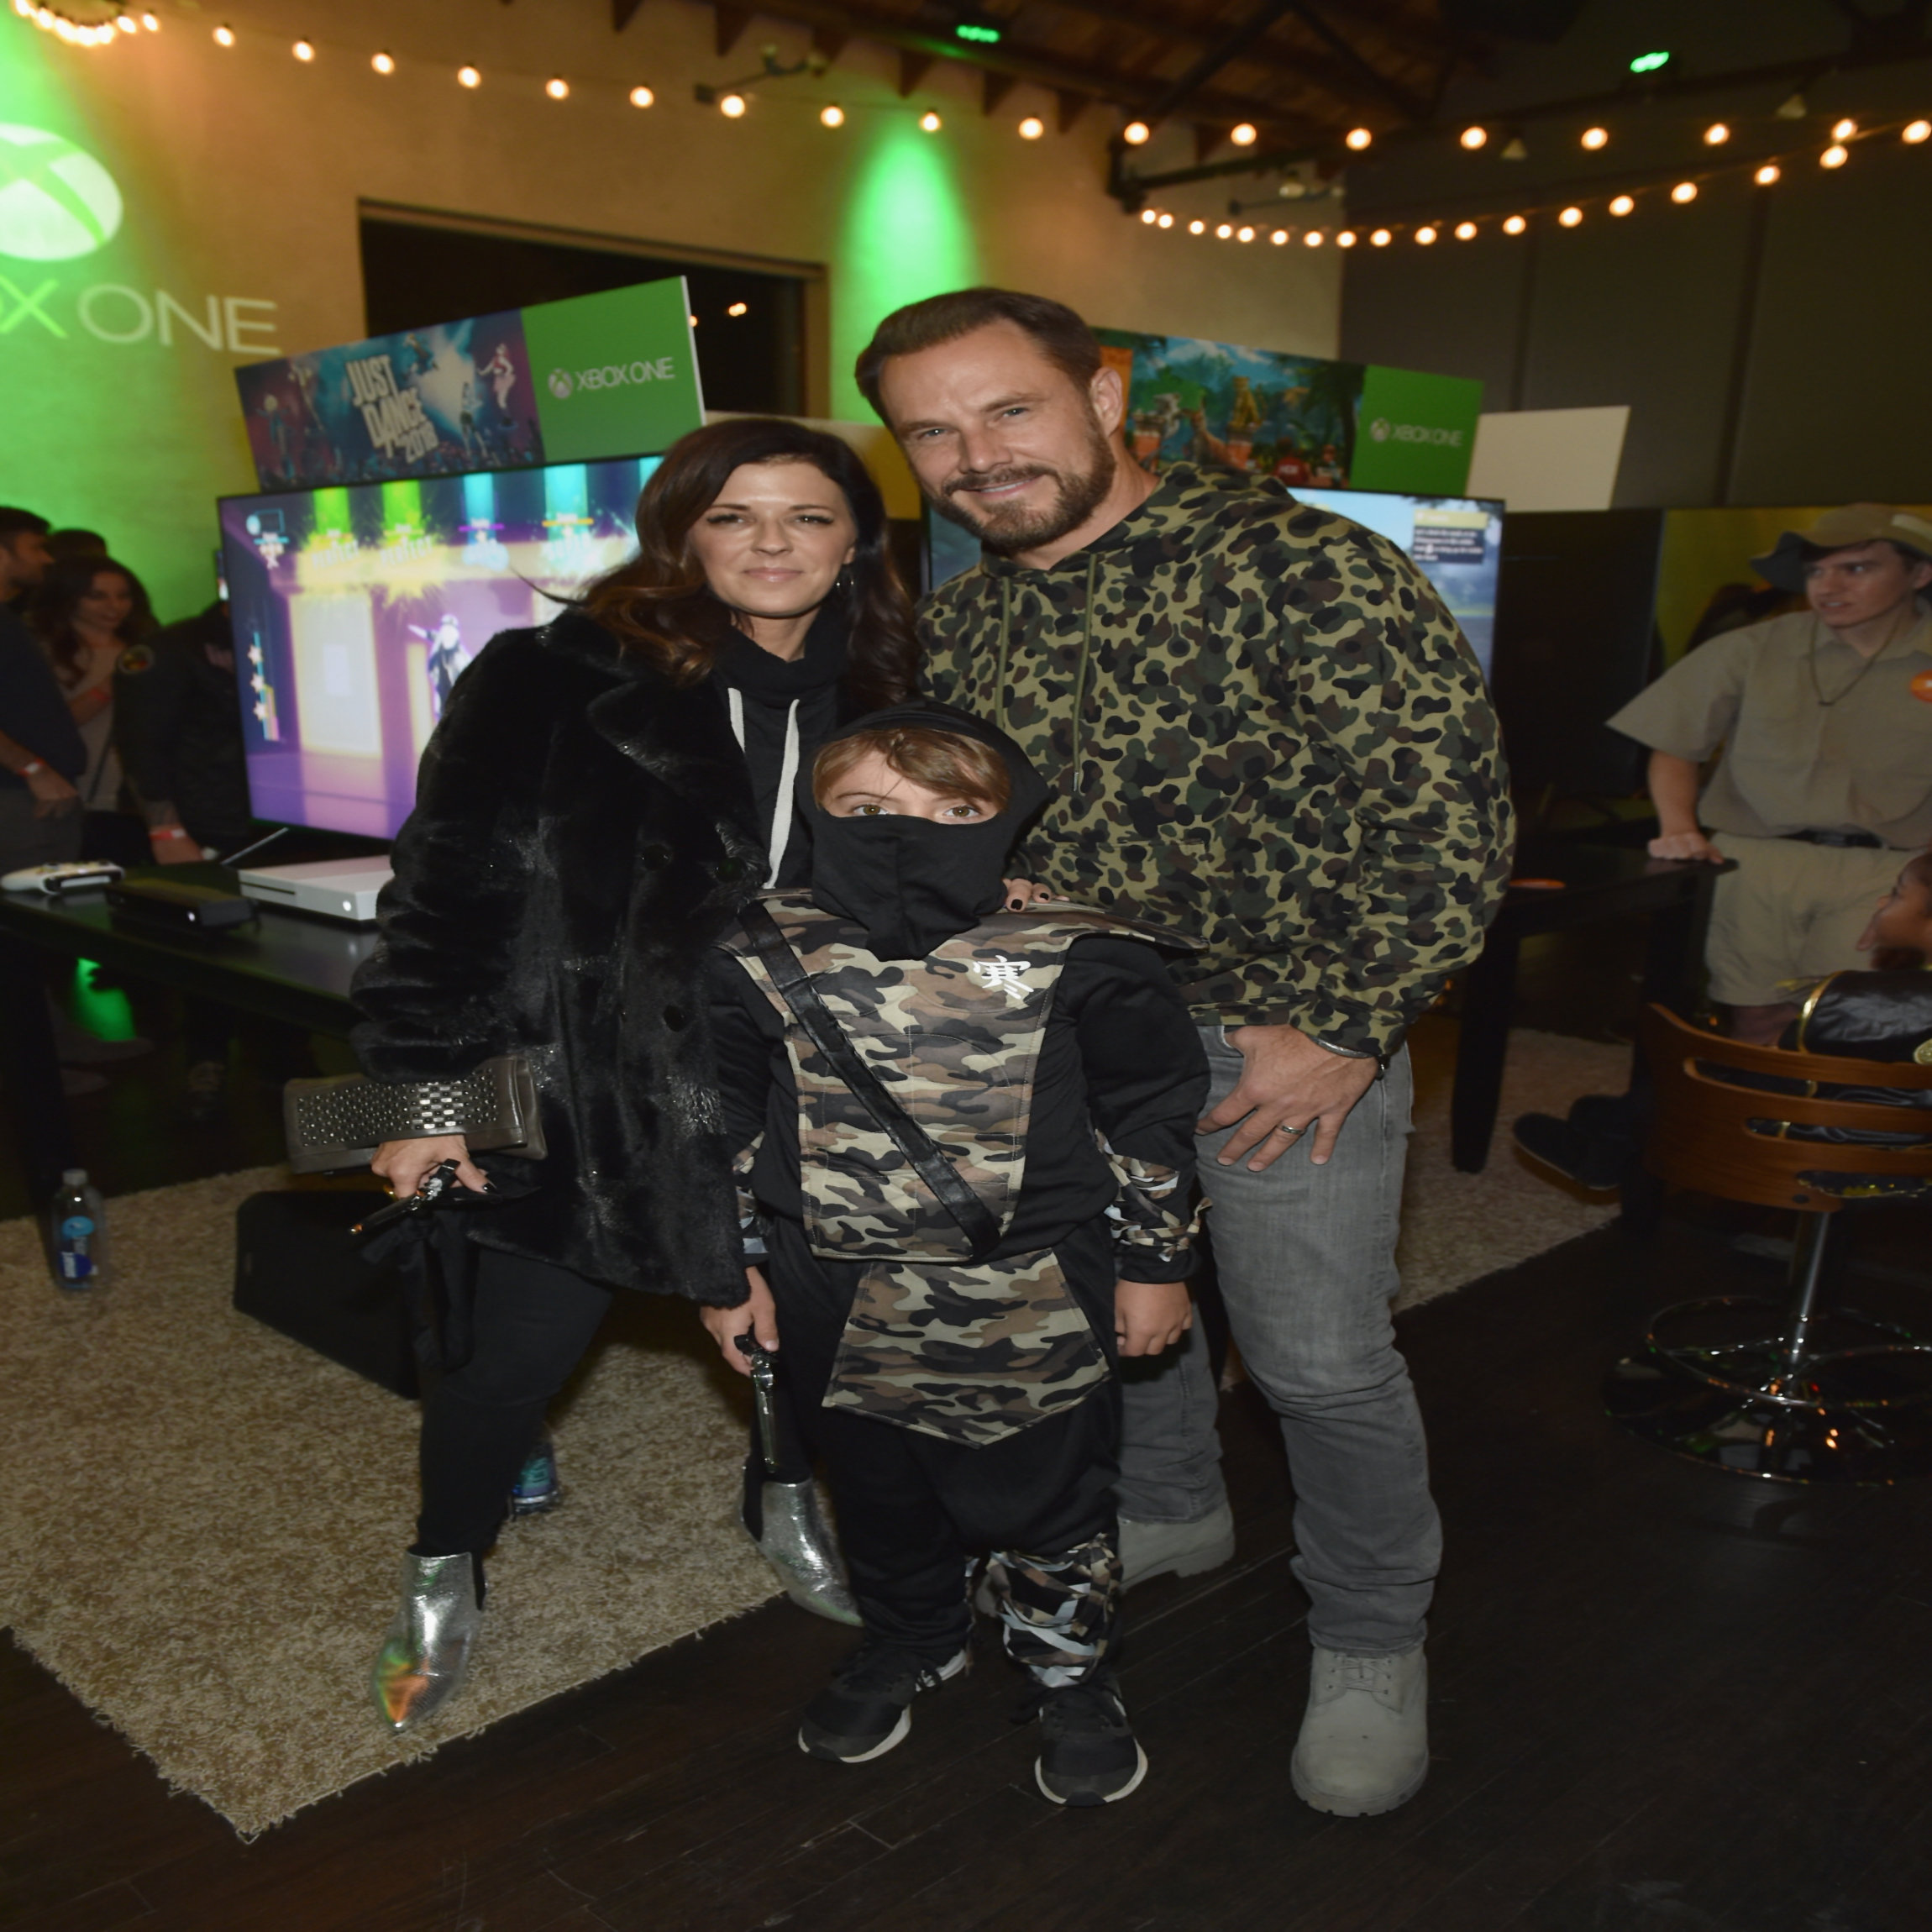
[858,288,1513,1819]
[45,528,108,564]
[1609,505,1932,1044]
[0,508,82,870]
[29,554,159,870]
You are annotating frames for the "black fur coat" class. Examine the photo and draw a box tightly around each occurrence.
[350,607,768,1304]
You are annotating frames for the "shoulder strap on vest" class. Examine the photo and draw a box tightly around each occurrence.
[738,901,1002,1261]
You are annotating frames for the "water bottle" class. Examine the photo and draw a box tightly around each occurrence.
[50,1168,108,1291]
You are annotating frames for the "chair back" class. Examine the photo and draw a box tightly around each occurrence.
[1640,1003,1932,1213]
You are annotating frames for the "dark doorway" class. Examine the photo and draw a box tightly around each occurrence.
[359,215,810,415]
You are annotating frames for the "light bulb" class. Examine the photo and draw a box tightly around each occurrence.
[1821,143,1848,167]
[1122,120,1150,145]
[1300,229,1321,246]
[458,65,481,87]
[546,76,570,100]
[1670,180,1697,203]
[921,109,942,133]
[213,24,235,45]
[1156,212,1173,228]
[1336,229,1357,246]
[727,302,748,317]
[1018,116,1045,139]
[1459,125,1486,150]
[820,103,844,127]
[1704,122,1729,144]
[1415,224,1438,244]
[1231,123,1257,146]
[630,85,654,108]
[1237,224,1255,241]
[1140,208,1158,224]
[1580,126,1608,150]
[1832,118,1856,140]
[292,39,313,61]
[719,92,747,117]
[1755,162,1781,184]
[1215,222,1234,239]
[1454,220,1478,239]
[116,12,135,29]
[1904,120,1930,144]
[1503,213,1527,234]
[1369,227,1391,246]
[1189,218,1205,234]
[142,11,159,26]
[1609,193,1634,215]
[372,50,395,74]
[1345,127,1373,150]
[1558,205,1583,226]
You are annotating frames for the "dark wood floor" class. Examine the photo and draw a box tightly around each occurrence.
[8,1189,1932,1932]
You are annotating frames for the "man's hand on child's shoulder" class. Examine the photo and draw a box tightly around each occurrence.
[1115,1278,1194,1357]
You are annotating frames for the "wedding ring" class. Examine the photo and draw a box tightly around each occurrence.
[1274,1121,1306,1137]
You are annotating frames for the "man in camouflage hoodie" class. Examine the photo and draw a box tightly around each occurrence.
[856,289,1515,1818]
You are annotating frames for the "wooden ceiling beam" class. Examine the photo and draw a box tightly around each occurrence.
[896,50,934,98]
[713,5,753,58]
[612,0,646,29]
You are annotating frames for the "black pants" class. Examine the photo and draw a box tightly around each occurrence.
[769,1218,1121,1667]
[414,1246,611,1557]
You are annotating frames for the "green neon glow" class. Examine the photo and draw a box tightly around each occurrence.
[380,479,423,538]
[71,960,136,1042]
[955,23,1001,43]
[310,487,352,538]
[833,120,978,419]
[1629,50,1672,73]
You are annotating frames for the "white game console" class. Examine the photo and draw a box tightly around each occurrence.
[236,856,393,924]
[2,860,124,895]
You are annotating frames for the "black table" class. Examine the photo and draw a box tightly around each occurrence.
[1449,843,1728,1173]
[0,862,372,1199]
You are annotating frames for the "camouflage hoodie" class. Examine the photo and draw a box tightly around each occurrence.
[920,464,1515,1057]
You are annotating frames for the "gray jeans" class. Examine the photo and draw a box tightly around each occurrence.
[1114,1025,1441,1656]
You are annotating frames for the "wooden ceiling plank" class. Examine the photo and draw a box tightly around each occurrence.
[897,50,934,97]
[611,0,646,29]
[714,4,753,57]
[1057,89,1089,133]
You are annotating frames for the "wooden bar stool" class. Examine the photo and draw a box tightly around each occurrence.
[1606,1004,1932,1483]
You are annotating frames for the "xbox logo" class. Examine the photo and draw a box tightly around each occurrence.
[0,123,123,262]
[1368,417,1391,443]
[548,367,573,399]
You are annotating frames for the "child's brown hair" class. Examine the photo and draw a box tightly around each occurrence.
[812,726,1011,813]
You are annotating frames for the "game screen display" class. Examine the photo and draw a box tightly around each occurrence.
[925,488,1503,678]
[220,455,660,837]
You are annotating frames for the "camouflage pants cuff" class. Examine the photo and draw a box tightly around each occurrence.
[985,1532,1121,1688]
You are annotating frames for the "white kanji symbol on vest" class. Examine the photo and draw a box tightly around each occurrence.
[967,953,1032,1003]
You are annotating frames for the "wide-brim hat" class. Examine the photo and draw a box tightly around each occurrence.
[1752,503,1932,591]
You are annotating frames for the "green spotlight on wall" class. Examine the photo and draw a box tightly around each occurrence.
[1628,50,1672,74]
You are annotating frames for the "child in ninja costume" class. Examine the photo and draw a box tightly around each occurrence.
[699,703,1210,1807]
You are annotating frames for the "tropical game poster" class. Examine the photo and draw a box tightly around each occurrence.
[1096,328,1364,487]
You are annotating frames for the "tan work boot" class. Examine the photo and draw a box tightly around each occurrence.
[1290,1644,1428,1816]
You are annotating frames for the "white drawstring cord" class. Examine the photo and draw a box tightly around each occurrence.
[725,689,801,888]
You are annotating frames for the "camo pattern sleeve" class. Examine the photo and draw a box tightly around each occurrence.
[1097,1137,1203,1282]
[918,466,1516,1057]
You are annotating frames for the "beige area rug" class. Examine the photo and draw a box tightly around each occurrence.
[0,1166,778,1838]
[0,1029,1625,1835]
[1395,1022,1631,1310]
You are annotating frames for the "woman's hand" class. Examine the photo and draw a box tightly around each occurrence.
[370,1133,489,1199]
[1646,829,1725,864]
[1002,877,1056,911]
[1115,1278,1194,1357]
[701,1266,781,1374]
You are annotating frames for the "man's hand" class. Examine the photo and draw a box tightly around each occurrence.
[23,765,78,820]
[1200,1023,1379,1171]
[370,1133,489,1198]
[700,1266,780,1373]
[150,831,200,865]
[1115,1278,1193,1357]
[1646,829,1725,864]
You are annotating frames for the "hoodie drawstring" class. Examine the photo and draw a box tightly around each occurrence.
[727,688,801,888]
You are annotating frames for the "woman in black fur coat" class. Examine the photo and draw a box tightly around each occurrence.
[351,418,918,1732]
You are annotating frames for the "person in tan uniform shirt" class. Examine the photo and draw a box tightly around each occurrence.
[1609,504,1932,1042]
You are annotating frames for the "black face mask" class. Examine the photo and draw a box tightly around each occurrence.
[800,703,1048,961]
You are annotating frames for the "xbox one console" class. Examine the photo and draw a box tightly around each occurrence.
[236,855,392,924]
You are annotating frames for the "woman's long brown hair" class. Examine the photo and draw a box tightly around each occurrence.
[30,555,155,690]
[580,417,919,709]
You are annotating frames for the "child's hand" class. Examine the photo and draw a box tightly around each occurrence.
[1114,1278,1193,1357]
[700,1266,780,1374]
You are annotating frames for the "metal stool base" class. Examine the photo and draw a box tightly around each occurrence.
[1606,1294,1932,1483]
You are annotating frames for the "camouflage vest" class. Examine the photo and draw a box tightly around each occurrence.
[722,895,1173,1445]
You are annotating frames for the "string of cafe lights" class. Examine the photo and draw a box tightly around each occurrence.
[1136,109,1932,248]
[11,3,1113,144]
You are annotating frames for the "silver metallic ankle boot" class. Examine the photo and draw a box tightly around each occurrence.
[370,1551,484,1734]
[749,1479,862,1626]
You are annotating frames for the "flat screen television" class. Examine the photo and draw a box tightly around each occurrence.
[219,454,660,837]
[925,486,1503,679]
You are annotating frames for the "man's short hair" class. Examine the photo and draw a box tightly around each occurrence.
[0,507,50,542]
[854,287,1102,423]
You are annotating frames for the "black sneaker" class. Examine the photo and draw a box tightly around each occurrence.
[1033,1674,1148,1806]
[1511,1111,1629,1191]
[798,1640,969,1763]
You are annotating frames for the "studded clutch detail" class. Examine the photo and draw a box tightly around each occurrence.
[281,1056,547,1173]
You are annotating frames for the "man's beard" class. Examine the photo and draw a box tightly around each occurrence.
[932,420,1118,554]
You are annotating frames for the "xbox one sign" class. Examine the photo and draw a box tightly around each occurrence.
[547,356,680,397]
[1368,417,1466,449]
[0,123,123,261]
